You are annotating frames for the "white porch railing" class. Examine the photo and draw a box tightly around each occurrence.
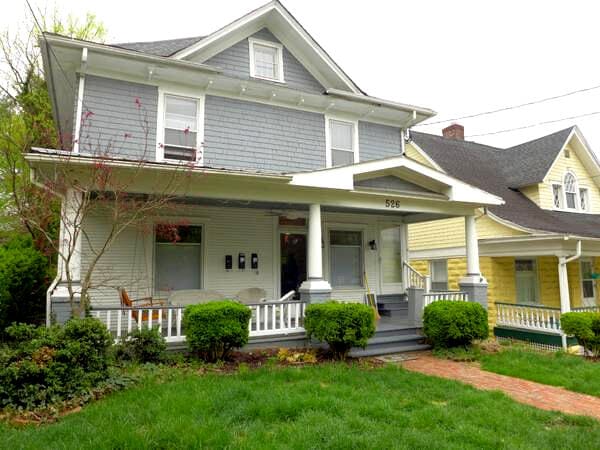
[91,300,307,343]
[423,291,468,307]
[403,262,431,292]
[572,305,600,313]
[495,303,562,333]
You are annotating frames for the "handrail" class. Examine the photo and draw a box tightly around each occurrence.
[495,302,560,311]
[403,262,430,292]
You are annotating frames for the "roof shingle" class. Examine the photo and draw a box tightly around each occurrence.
[111,36,205,57]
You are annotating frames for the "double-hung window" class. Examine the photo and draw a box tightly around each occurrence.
[328,119,357,167]
[430,260,448,291]
[163,95,200,163]
[515,259,539,304]
[329,230,363,287]
[564,173,577,209]
[249,38,284,82]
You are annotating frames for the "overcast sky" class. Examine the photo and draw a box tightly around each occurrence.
[4,0,600,154]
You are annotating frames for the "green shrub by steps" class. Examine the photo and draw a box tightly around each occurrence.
[0,236,50,332]
[423,301,488,349]
[184,301,251,362]
[0,318,113,409]
[304,301,376,360]
[112,328,167,364]
[561,312,600,357]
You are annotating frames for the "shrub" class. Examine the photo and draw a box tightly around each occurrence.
[304,302,376,360]
[0,236,50,333]
[423,301,488,349]
[113,328,167,364]
[184,301,251,362]
[0,317,112,409]
[561,312,600,357]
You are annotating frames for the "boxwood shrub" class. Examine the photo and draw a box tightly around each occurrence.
[561,312,600,357]
[184,301,251,362]
[0,318,113,409]
[113,328,167,364]
[423,301,488,349]
[304,301,376,360]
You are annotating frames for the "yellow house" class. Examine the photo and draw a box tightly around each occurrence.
[406,124,600,347]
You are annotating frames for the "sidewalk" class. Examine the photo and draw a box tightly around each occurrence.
[401,354,600,420]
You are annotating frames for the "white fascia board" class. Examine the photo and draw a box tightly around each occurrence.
[171,1,362,94]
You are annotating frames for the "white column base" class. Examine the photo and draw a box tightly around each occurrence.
[299,279,332,292]
[459,274,488,285]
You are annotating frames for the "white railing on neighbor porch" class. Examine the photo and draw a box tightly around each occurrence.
[403,262,431,292]
[91,300,307,343]
[573,305,600,313]
[423,291,468,307]
[495,303,562,333]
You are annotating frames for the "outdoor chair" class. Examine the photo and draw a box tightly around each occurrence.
[118,287,167,323]
[235,287,267,305]
[168,289,226,307]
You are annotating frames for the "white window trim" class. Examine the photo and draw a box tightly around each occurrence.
[514,257,540,305]
[549,171,594,213]
[248,37,285,83]
[563,171,579,211]
[580,257,596,303]
[156,88,205,165]
[324,115,359,168]
[551,182,564,209]
[579,187,590,212]
[429,259,448,291]
[324,223,366,290]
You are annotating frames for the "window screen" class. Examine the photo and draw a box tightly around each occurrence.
[164,95,198,162]
[381,227,402,284]
[330,230,362,287]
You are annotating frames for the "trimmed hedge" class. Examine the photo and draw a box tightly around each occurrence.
[423,301,488,349]
[0,318,113,409]
[113,328,167,364]
[561,312,600,357]
[184,301,251,362]
[304,301,376,360]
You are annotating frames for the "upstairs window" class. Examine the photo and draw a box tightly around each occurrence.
[249,38,284,82]
[580,188,589,212]
[564,173,577,209]
[552,184,563,209]
[164,95,200,162]
[327,118,358,167]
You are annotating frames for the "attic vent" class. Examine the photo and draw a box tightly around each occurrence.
[564,148,571,158]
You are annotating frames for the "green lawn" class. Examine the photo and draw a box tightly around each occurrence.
[2,363,599,449]
[479,347,600,398]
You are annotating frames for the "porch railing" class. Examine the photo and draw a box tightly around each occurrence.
[423,291,468,307]
[91,300,307,343]
[403,262,431,292]
[572,305,600,313]
[495,303,562,333]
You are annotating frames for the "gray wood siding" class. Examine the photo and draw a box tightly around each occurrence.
[79,75,158,160]
[204,95,326,172]
[359,121,402,161]
[204,28,324,94]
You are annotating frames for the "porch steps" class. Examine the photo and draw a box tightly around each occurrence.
[245,332,308,351]
[350,322,429,357]
[377,294,408,319]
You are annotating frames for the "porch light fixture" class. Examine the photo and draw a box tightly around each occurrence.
[368,240,377,251]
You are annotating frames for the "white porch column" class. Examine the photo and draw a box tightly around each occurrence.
[459,215,488,308]
[558,257,571,313]
[299,204,331,302]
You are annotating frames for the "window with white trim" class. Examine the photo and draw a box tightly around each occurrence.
[329,230,363,287]
[580,188,589,212]
[564,172,577,209]
[163,95,200,162]
[155,225,202,294]
[327,118,358,167]
[552,184,563,209]
[430,259,448,291]
[249,38,284,82]
[515,259,539,304]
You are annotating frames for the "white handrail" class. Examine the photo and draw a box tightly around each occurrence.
[495,303,562,333]
[423,291,468,307]
[403,262,430,292]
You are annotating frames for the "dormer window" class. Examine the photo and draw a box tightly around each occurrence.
[552,184,563,209]
[580,188,589,211]
[564,172,577,209]
[249,38,284,82]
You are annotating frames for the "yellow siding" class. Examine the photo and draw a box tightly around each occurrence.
[408,214,526,251]
[520,184,540,205]
[538,256,560,308]
[404,143,438,170]
[539,142,600,212]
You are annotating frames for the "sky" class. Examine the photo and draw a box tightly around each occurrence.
[4,0,600,154]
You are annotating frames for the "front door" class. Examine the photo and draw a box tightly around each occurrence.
[581,258,596,306]
[280,233,307,299]
[380,226,404,294]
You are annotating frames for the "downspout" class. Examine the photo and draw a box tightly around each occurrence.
[558,238,582,349]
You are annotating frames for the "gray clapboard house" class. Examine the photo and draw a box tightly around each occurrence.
[27,1,501,353]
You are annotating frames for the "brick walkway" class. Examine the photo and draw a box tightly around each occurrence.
[401,354,600,420]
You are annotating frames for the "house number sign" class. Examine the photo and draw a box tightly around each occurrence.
[385,199,401,208]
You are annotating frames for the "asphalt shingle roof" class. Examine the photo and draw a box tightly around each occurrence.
[111,36,205,57]
[410,128,600,239]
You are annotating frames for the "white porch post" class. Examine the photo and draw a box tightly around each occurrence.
[558,257,571,314]
[299,204,331,302]
[459,215,488,308]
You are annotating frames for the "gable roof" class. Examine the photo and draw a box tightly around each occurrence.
[112,36,206,57]
[410,129,600,239]
[501,127,574,188]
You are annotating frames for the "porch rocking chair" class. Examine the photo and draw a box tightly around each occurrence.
[118,287,168,323]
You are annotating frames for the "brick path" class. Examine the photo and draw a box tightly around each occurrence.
[401,354,600,420]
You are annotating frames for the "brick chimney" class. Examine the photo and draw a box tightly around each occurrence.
[442,123,464,140]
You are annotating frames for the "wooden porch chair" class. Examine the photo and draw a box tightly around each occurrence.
[235,287,267,305]
[118,287,167,323]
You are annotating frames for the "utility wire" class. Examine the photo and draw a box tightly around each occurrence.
[465,110,600,138]
[414,83,600,127]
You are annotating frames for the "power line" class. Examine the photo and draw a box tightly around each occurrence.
[465,110,600,138]
[414,83,600,127]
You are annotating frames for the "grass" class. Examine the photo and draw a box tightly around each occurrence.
[479,347,600,398]
[2,363,600,449]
